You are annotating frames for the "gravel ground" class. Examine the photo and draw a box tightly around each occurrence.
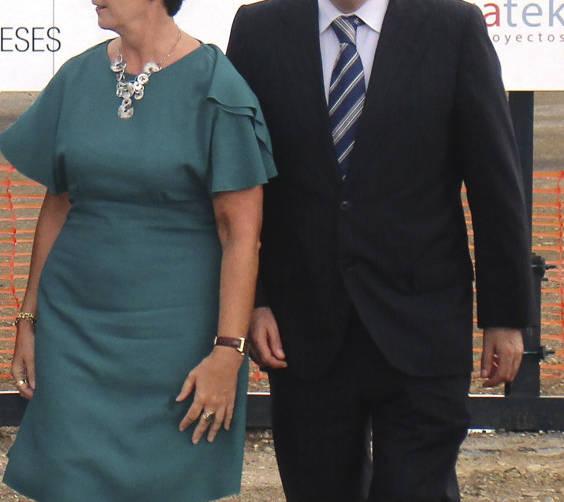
[0,428,562,501]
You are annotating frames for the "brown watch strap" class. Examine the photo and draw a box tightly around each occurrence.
[214,336,247,355]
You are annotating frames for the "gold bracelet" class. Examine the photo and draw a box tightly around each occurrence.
[14,312,38,326]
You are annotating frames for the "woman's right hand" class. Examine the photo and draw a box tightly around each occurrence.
[12,322,36,399]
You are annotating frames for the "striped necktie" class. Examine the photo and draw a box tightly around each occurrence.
[329,15,366,179]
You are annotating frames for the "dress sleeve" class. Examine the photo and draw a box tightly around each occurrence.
[205,49,277,194]
[0,68,68,194]
[207,104,276,194]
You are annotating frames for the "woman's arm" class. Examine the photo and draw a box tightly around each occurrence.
[177,185,263,444]
[13,190,71,399]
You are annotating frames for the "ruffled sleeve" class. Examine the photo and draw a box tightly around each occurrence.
[0,67,68,194]
[205,48,277,194]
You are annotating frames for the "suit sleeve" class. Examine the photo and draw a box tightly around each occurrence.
[455,4,533,328]
[227,6,269,308]
[227,6,255,89]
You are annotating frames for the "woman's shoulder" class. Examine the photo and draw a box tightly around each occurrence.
[197,44,261,114]
[32,40,109,98]
[52,40,111,81]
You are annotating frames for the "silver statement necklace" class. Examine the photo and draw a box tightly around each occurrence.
[110,28,182,119]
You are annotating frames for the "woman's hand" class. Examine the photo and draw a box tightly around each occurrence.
[12,322,36,400]
[176,347,244,444]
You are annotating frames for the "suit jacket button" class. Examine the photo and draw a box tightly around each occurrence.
[340,200,350,211]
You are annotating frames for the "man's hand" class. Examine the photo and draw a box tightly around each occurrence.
[481,327,524,387]
[249,307,287,370]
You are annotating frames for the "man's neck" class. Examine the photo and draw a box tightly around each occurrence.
[329,0,369,14]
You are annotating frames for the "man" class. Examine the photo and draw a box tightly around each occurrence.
[227,0,532,499]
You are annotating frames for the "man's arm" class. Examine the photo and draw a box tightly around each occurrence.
[227,6,287,369]
[227,6,255,92]
[454,5,533,384]
[228,5,266,309]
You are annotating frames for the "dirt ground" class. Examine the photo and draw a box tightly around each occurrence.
[0,428,562,501]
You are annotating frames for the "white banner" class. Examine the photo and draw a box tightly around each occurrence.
[472,0,564,90]
[0,0,254,91]
[0,0,562,91]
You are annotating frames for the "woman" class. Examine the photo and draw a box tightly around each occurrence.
[0,0,276,500]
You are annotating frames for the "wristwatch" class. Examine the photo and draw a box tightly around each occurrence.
[213,336,248,355]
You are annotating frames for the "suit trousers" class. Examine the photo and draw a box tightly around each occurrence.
[269,310,471,502]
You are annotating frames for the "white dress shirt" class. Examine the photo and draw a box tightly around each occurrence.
[318,0,389,101]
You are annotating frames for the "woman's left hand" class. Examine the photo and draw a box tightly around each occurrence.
[176,347,244,444]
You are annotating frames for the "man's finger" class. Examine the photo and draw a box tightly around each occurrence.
[494,352,512,382]
[480,340,494,378]
[253,331,272,361]
[484,351,513,387]
[253,331,286,369]
[267,325,286,360]
[248,344,263,366]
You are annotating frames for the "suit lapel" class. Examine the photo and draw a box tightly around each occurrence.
[283,0,326,106]
[282,0,341,180]
[350,0,433,173]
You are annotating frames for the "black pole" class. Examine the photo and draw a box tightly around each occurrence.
[508,91,535,247]
[505,91,541,400]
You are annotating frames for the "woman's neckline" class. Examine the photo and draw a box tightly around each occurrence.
[103,38,206,78]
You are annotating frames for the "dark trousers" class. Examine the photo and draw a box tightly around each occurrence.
[269,311,471,502]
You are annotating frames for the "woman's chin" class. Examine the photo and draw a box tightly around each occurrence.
[96,12,115,30]
[97,20,117,31]
[98,22,115,30]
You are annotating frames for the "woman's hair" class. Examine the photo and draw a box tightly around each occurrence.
[163,0,183,16]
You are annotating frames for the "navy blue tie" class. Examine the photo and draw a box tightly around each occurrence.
[328,16,366,178]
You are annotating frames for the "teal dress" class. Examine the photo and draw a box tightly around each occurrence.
[0,42,276,502]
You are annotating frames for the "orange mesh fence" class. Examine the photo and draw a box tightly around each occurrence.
[0,165,562,394]
[466,172,564,395]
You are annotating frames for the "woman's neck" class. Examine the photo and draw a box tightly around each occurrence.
[112,16,180,73]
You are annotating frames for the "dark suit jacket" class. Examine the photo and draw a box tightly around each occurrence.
[227,0,533,378]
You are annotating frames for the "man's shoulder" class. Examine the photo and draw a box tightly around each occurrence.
[408,0,482,34]
[236,0,292,22]
[422,0,480,20]
[419,0,474,12]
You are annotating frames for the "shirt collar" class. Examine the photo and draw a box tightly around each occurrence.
[318,0,389,35]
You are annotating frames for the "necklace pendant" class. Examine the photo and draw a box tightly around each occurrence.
[143,62,160,74]
[118,97,134,119]
[118,104,134,119]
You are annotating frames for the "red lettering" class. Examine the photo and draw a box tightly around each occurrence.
[483,3,501,26]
